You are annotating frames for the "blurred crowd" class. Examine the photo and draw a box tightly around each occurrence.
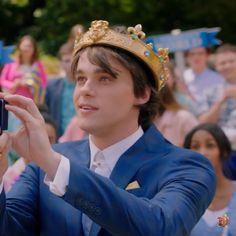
[1,23,236,235]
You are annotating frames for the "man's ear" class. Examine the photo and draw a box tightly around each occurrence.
[134,87,151,105]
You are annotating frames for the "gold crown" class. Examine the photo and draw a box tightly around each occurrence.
[73,20,169,91]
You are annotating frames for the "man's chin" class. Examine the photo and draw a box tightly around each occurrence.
[79,123,96,135]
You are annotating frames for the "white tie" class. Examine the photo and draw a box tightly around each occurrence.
[91,151,110,176]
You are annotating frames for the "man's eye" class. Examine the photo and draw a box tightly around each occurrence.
[76,76,86,83]
[100,76,110,81]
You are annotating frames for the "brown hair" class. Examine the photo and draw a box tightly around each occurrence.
[71,46,160,130]
[158,85,182,115]
[215,44,236,54]
[17,35,39,65]
[58,42,74,59]
[67,24,85,43]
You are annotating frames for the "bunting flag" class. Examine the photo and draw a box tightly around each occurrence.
[146,27,221,53]
[0,40,15,64]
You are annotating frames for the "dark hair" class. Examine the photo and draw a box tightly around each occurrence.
[41,112,58,134]
[37,104,58,136]
[72,46,160,130]
[17,35,39,64]
[215,44,236,54]
[183,123,232,162]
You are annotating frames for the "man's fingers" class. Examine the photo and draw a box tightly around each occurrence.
[0,92,8,99]
[5,104,43,125]
[0,132,11,153]
[4,94,42,120]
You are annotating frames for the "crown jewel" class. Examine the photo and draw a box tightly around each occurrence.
[74,20,169,91]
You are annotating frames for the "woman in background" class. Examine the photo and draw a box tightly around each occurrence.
[0,35,47,105]
[184,123,236,236]
[0,35,47,163]
[154,84,198,147]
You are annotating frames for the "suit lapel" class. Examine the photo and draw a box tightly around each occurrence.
[89,125,170,236]
[110,124,170,189]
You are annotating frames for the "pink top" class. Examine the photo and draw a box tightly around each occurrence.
[154,109,199,147]
[0,61,47,104]
[59,116,86,142]
[3,158,26,192]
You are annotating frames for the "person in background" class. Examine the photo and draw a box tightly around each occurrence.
[154,84,199,147]
[184,123,236,236]
[3,107,57,192]
[0,35,47,164]
[166,62,199,116]
[45,42,76,137]
[0,35,47,104]
[183,47,224,115]
[57,24,85,78]
[198,44,236,150]
[0,20,215,235]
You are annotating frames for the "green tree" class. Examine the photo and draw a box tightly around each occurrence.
[1,0,236,55]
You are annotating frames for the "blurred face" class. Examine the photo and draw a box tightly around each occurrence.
[45,123,57,144]
[19,38,35,60]
[186,48,208,73]
[215,51,236,82]
[60,54,73,79]
[73,50,150,139]
[189,130,220,169]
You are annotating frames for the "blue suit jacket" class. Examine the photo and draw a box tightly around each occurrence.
[0,125,216,236]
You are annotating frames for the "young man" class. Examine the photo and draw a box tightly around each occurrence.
[45,42,76,137]
[183,47,224,115]
[0,20,215,235]
[198,44,236,150]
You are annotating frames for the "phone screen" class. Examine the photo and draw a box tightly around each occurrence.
[0,99,8,134]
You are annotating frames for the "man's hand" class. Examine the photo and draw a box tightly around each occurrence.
[4,94,61,179]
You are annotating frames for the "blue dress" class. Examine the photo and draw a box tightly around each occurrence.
[190,186,236,236]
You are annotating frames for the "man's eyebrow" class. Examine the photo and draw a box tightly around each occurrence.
[76,68,110,74]
[76,67,119,77]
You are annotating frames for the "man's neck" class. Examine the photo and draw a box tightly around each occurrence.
[192,66,206,75]
[90,125,141,150]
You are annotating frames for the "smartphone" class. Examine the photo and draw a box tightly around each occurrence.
[0,99,8,134]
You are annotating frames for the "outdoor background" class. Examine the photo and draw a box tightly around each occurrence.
[1,0,236,75]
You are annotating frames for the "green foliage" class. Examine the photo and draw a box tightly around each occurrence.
[1,0,236,55]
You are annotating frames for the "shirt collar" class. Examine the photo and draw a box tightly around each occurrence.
[89,127,144,172]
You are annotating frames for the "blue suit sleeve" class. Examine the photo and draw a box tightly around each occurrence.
[0,163,40,236]
[63,154,216,236]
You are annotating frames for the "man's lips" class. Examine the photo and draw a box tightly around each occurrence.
[79,104,98,111]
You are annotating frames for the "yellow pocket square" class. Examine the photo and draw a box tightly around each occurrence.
[125,181,140,190]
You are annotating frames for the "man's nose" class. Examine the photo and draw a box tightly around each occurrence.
[80,79,96,96]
